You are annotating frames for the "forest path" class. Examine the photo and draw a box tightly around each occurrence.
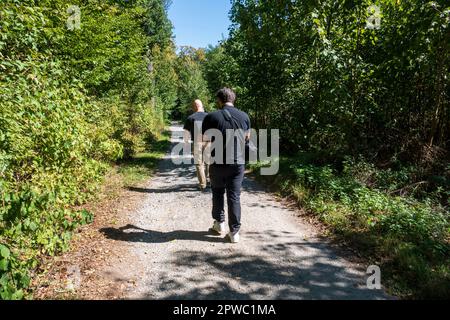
[99,124,389,300]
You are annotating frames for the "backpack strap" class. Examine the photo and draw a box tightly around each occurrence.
[221,109,239,130]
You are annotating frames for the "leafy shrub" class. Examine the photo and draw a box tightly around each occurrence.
[0,0,173,299]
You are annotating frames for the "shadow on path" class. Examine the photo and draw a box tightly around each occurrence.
[145,245,388,300]
[127,185,201,194]
[100,224,225,244]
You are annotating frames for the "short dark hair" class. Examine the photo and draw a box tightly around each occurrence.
[216,87,236,104]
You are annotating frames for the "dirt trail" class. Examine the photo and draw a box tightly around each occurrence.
[97,124,389,300]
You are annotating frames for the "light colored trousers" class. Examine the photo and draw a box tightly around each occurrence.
[193,142,210,189]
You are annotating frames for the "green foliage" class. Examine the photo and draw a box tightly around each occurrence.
[174,46,211,117]
[0,243,30,300]
[152,44,179,119]
[211,0,449,162]
[203,45,241,98]
[0,0,175,299]
[118,131,171,186]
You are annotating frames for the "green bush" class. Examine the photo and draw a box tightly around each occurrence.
[1,0,175,299]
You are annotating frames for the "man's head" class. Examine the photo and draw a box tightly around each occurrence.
[216,88,236,108]
[192,99,204,112]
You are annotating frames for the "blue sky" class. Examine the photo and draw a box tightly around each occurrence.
[168,0,233,49]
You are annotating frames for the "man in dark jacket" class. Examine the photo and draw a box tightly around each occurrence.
[202,88,251,244]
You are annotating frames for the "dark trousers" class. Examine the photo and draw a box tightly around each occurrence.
[210,164,245,234]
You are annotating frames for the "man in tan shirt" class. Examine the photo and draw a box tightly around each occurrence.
[183,99,210,191]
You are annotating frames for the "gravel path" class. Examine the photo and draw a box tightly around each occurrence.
[100,124,389,300]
